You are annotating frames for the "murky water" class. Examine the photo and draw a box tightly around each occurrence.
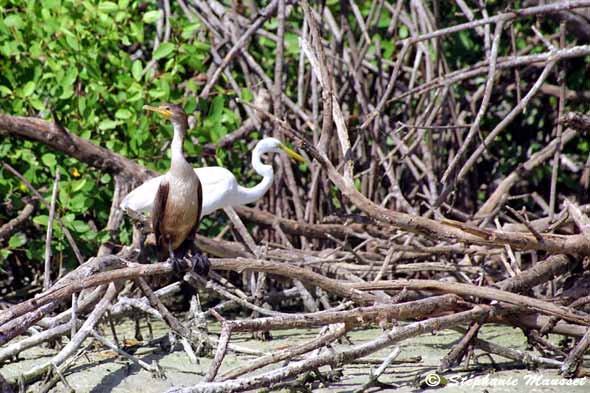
[1,320,587,392]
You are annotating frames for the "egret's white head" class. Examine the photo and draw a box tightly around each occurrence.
[255,137,305,161]
[251,137,305,179]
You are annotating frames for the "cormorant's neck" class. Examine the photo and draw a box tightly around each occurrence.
[170,121,188,167]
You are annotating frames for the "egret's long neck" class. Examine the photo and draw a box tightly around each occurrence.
[170,121,188,171]
[235,144,274,205]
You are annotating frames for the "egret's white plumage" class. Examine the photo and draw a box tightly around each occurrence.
[121,137,304,218]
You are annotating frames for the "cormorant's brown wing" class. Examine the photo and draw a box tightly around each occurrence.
[152,178,170,252]
[186,176,203,241]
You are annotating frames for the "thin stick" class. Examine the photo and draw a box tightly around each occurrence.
[70,293,77,338]
[44,169,60,291]
[0,202,35,241]
[399,0,590,46]
[223,207,259,257]
[221,323,348,380]
[441,20,504,186]
[439,321,484,371]
[562,327,590,377]
[90,329,162,375]
[18,283,118,384]
[549,21,567,221]
[206,324,231,382]
[200,0,279,98]
[135,277,208,353]
[438,59,557,206]
[354,346,400,393]
[1,161,83,264]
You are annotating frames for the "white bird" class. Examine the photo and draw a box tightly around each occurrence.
[121,137,305,218]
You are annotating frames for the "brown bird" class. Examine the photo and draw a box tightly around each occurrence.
[144,103,209,275]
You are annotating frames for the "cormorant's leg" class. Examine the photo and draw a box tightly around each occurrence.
[177,237,209,276]
[168,242,183,273]
[190,251,210,277]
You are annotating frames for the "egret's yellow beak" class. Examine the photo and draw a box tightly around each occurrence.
[279,143,305,162]
[143,105,172,118]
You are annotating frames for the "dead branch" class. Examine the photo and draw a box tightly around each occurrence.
[0,202,35,242]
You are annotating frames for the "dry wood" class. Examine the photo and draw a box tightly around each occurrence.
[0,202,35,241]
[252,104,590,254]
[220,323,348,381]
[44,169,60,291]
[167,307,488,393]
[562,327,590,377]
[350,279,590,325]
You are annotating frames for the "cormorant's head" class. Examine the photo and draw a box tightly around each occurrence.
[143,103,188,131]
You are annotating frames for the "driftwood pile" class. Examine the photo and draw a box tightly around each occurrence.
[2,1,590,391]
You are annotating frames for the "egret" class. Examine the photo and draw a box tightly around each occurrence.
[142,104,209,275]
[121,137,305,218]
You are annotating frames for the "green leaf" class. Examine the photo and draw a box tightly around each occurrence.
[98,1,119,13]
[30,98,45,111]
[62,67,79,86]
[33,215,49,227]
[8,232,26,249]
[41,0,60,9]
[4,14,24,29]
[459,31,473,50]
[209,95,224,119]
[21,81,36,97]
[115,108,132,119]
[131,60,143,81]
[181,22,201,39]
[153,42,175,60]
[241,88,254,102]
[69,194,89,211]
[65,34,79,51]
[100,173,112,184]
[71,178,87,192]
[62,213,75,225]
[0,85,12,97]
[29,43,42,58]
[143,10,162,24]
[98,119,121,130]
[398,25,409,39]
[59,86,74,99]
[41,153,56,168]
[71,220,90,233]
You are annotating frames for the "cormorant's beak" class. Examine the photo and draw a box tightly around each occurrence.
[279,143,305,162]
[143,105,172,118]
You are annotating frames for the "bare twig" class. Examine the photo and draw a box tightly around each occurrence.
[44,169,60,291]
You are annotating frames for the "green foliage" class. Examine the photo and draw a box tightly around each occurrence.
[1,0,588,275]
[0,0,230,268]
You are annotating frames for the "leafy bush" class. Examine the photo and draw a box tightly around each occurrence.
[0,0,234,270]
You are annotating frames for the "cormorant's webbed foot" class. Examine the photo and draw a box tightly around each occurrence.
[190,252,210,277]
